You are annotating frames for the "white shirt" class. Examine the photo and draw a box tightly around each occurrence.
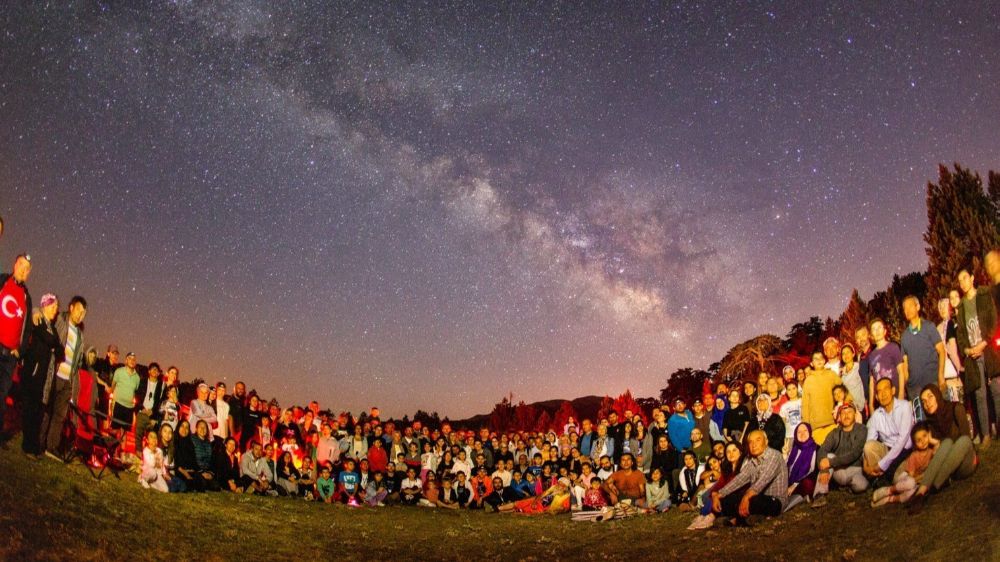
[214,397,230,439]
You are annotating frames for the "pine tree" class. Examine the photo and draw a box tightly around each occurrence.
[596,395,615,421]
[925,164,1000,306]
[552,401,578,432]
[535,410,553,433]
[837,289,869,344]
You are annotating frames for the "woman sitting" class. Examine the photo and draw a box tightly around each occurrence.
[785,422,818,510]
[498,477,571,515]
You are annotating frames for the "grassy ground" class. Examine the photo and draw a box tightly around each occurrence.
[1,439,998,561]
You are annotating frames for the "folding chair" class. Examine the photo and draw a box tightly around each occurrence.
[62,369,124,479]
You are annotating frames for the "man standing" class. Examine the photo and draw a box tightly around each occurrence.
[899,295,945,420]
[110,352,141,444]
[228,381,247,443]
[606,412,624,465]
[0,254,32,439]
[955,267,999,448]
[801,351,842,445]
[823,337,843,375]
[866,319,905,414]
[92,345,120,425]
[133,362,164,448]
[864,378,914,488]
[41,295,87,458]
[855,326,874,410]
[667,398,695,462]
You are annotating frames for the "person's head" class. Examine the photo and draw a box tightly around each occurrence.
[823,337,841,361]
[249,395,260,409]
[649,467,663,483]
[145,430,158,449]
[158,422,173,445]
[755,393,771,414]
[224,437,236,453]
[166,366,179,384]
[902,295,921,322]
[911,422,932,451]
[320,466,331,479]
[838,403,857,428]
[936,297,951,323]
[674,398,686,413]
[920,384,945,416]
[724,442,743,465]
[177,419,191,438]
[841,342,856,364]
[39,293,58,321]
[608,412,618,425]
[712,441,725,459]
[795,423,812,444]
[785,380,799,400]
[765,377,780,397]
[196,383,209,401]
[619,453,634,470]
[957,268,976,296]
[832,384,848,404]
[215,381,226,397]
[987,250,1000,282]
[876,378,895,409]
[948,288,961,310]
[195,419,209,439]
[85,346,98,366]
[590,475,604,490]
[870,319,887,344]
[757,371,769,389]
[233,381,246,398]
[67,296,87,325]
[280,450,293,464]
[746,430,767,457]
[343,459,356,472]
[147,363,161,380]
[682,450,697,468]
[707,456,722,472]
[12,254,31,283]
[599,455,611,469]
[715,396,726,410]
[690,428,703,444]
[743,381,756,396]
[124,352,137,370]
[692,399,704,415]
[810,351,826,370]
[728,390,741,406]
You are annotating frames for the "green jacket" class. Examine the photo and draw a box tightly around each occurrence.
[955,287,999,394]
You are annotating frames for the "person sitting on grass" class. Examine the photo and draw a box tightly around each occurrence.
[298,457,317,500]
[785,423,818,511]
[864,378,914,489]
[871,422,937,508]
[510,470,534,499]
[469,465,494,509]
[239,440,275,496]
[454,471,472,507]
[214,437,243,493]
[316,465,335,503]
[710,430,788,527]
[812,403,868,508]
[276,451,300,496]
[498,477,572,515]
[482,476,510,511]
[645,468,671,512]
[400,466,423,505]
[157,423,185,493]
[904,385,978,514]
[138,430,169,493]
[602,453,646,507]
[687,442,745,530]
[676,450,704,511]
[336,458,362,505]
[363,470,388,506]
[437,477,461,509]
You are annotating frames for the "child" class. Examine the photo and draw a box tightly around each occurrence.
[158,387,180,431]
[336,459,360,505]
[454,471,472,507]
[872,422,938,507]
[139,431,169,493]
[366,471,388,507]
[677,450,704,511]
[298,458,317,500]
[316,466,335,503]
[420,442,438,482]
[779,381,803,457]
[697,456,722,505]
[438,477,460,509]
[582,477,608,511]
[400,467,423,505]
[646,468,671,512]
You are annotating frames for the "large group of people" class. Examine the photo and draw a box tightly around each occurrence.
[0,238,997,529]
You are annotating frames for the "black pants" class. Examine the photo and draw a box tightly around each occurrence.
[720,492,782,522]
[0,353,16,432]
[20,371,46,455]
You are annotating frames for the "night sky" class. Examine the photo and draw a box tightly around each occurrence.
[1,3,998,418]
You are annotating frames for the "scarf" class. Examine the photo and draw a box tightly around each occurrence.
[755,394,773,422]
[922,384,958,440]
[711,397,729,429]
[786,422,818,484]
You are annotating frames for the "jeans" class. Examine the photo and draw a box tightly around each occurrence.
[971,358,992,438]
[922,436,976,490]
[41,377,72,454]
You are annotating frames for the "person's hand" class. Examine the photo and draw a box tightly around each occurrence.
[11,349,18,359]
[787,484,797,496]
[711,492,722,513]
[738,494,751,518]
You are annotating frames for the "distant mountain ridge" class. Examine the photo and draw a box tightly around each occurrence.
[451,395,605,429]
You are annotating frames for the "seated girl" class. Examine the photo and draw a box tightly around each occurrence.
[872,422,938,508]
[138,431,169,493]
[645,469,671,512]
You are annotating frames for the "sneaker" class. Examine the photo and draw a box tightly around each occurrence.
[810,495,828,509]
[266,489,280,497]
[871,494,893,508]
[871,486,891,504]
[687,514,715,530]
[783,494,806,513]
[376,502,385,507]
[44,451,63,463]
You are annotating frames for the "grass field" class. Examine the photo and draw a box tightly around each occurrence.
[1,438,998,561]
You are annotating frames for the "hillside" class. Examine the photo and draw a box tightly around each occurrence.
[2,436,997,560]
[451,395,606,429]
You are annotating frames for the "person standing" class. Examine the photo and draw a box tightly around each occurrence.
[20,294,61,457]
[955,267,999,448]
[936,297,964,403]
[866,319,905,414]
[801,351,842,445]
[133,363,164,448]
[899,295,945,420]
[110,352,141,445]
[188,383,218,442]
[0,254,32,439]
[41,295,87,458]
[213,381,230,440]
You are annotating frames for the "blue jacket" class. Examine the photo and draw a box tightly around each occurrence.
[667,412,695,450]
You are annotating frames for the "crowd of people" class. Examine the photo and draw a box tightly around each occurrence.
[1,237,998,528]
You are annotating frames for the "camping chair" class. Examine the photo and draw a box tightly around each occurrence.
[62,369,124,479]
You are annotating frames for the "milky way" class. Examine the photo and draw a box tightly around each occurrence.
[1,2,998,417]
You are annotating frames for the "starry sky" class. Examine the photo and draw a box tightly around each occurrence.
[1,2,998,418]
